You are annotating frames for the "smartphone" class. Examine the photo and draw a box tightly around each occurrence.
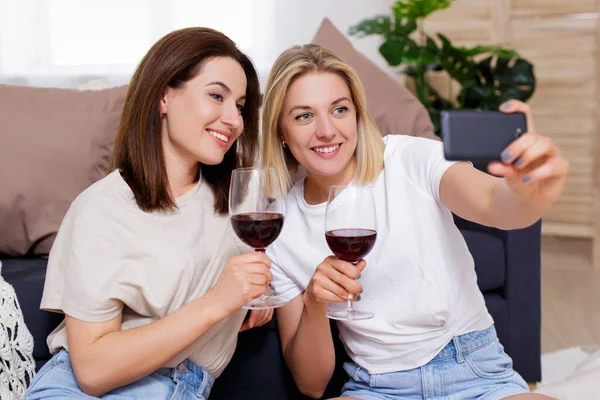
[441,110,527,163]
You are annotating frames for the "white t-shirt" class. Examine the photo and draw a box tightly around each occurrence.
[267,135,493,374]
[41,170,248,378]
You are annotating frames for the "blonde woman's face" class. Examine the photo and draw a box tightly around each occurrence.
[280,72,357,179]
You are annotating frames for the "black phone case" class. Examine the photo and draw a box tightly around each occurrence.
[441,110,527,163]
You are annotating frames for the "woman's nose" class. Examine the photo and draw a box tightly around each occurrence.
[315,117,336,139]
[221,103,242,129]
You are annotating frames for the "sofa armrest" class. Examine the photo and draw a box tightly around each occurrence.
[453,215,542,382]
[502,220,542,382]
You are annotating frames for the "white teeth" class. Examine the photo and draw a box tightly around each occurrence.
[208,130,229,143]
[313,144,339,154]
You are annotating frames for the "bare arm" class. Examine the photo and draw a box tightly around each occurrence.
[276,295,334,399]
[439,163,543,230]
[67,252,272,397]
[67,293,223,396]
[276,257,365,399]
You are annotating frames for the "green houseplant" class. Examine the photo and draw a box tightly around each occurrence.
[348,0,536,134]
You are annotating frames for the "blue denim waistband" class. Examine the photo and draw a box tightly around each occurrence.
[52,349,213,399]
[156,359,214,399]
[431,325,497,363]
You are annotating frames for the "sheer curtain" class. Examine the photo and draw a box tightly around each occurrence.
[0,0,394,89]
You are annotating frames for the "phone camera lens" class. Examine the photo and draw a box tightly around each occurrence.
[515,128,523,138]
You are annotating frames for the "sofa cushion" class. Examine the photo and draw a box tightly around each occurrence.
[0,258,62,362]
[311,18,437,140]
[461,230,506,292]
[0,84,127,256]
[483,293,508,349]
[211,317,299,399]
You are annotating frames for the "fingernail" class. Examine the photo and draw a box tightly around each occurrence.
[360,288,363,294]
[357,295,362,301]
[501,103,512,110]
[501,151,512,162]
[514,157,523,167]
[522,175,531,183]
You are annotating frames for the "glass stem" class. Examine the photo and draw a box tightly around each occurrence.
[347,293,354,314]
[347,260,359,314]
[256,248,269,299]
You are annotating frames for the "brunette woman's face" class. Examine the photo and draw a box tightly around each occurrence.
[160,56,247,166]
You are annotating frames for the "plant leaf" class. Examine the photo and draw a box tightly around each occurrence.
[476,56,494,86]
[461,56,536,109]
[436,33,477,87]
[391,18,417,38]
[379,38,421,66]
[392,0,452,20]
[348,16,393,38]
[456,45,519,58]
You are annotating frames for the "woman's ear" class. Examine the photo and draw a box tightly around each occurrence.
[160,88,170,115]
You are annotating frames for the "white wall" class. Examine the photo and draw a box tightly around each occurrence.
[268,0,397,80]
[0,0,398,88]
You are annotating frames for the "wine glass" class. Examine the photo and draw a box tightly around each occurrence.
[229,167,290,309]
[325,184,377,321]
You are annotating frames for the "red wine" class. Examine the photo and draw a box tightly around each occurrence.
[325,228,377,263]
[231,212,284,251]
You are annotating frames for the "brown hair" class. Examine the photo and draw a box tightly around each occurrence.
[110,27,260,214]
[261,44,384,193]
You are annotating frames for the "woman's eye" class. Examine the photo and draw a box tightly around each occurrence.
[333,106,348,115]
[236,104,244,113]
[295,113,311,121]
[210,93,223,101]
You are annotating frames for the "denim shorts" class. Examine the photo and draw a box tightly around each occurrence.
[25,349,214,399]
[341,325,529,400]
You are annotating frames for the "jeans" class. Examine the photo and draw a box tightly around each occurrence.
[341,325,529,400]
[25,349,214,399]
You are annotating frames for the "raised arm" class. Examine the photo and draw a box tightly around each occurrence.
[66,252,271,397]
[439,100,569,230]
[276,257,365,399]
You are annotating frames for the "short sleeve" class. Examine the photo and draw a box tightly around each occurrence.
[385,135,459,203]
[266,246,303,301]
[41,204,128,322]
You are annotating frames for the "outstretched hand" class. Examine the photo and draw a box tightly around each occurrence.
[487,100,569,209]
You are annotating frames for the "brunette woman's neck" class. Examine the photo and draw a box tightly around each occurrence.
[163,147,198,199]
[167,163,198,198]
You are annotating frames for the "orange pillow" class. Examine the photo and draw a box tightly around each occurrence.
[0,84,126,256]
[311,18,437,140]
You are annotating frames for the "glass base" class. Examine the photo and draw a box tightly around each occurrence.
[243,295,291,310]
[327,309,374,321]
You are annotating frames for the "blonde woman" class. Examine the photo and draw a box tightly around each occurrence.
[262,44,566,400]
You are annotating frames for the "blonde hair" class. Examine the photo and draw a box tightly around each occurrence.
[261,44,385,193]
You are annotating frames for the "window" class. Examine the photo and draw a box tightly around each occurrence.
[0,0,275,80]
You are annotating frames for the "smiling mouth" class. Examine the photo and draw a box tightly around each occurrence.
[311,144,340,154]
[207,129,229,143]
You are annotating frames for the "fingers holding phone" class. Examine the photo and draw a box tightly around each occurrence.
[488,100,569,207]
[441,100,569,208]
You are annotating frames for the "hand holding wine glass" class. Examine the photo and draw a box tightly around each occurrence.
[324,184,377,321]
[229,167,290,309]
[304,256,366,307]
[208,252,273,316]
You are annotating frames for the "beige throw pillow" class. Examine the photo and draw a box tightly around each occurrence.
[0,84,127,256]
